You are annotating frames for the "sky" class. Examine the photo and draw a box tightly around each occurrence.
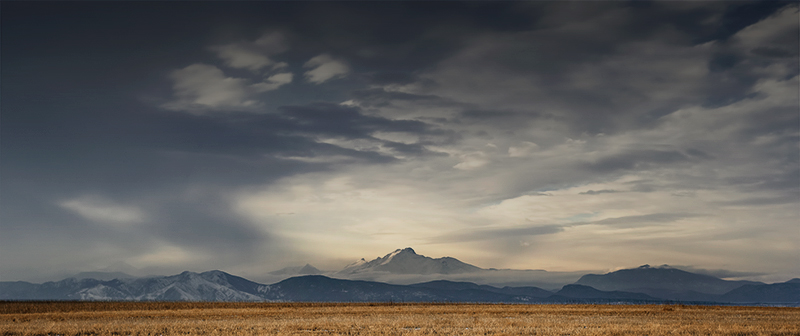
[1,1,798,283]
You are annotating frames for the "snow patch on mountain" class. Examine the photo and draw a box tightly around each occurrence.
[343,258,368,270]
[76,284,129,300]
[380,249,405,265]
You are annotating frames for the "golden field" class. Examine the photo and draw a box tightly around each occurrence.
[1,302,798,335]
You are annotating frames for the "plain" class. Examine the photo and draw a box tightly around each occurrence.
[1,302,799,335]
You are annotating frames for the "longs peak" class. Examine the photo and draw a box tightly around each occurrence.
[338,247,482,275]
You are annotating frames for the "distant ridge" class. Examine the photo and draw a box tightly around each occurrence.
[554,284,656,301]
[0,270,266,301]
[269,264,323,276]
[2,270,797,305]
[720,280,800,303]
[2,248,797,305]
[575,264,763,296]
[255,275,660,303]
[409,280,553,298]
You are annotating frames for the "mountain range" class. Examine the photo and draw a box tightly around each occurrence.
[2,248,797,305]
[266,248,586,289]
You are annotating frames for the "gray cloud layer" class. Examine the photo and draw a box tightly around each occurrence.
[2,1,797,283]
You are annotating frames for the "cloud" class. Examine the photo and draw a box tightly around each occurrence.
[434,225,565,244]
[162,64,291,112]
[304,54,350,84]
[144,194,269,254]
[279,103,432,141]
[584,150,692,173]
[453,152,489,170]
[59,196,146,226]
[734,6,799,59]
[3,1,798,282]
[209,32,289,72]
[433,212,702,244]
[670,265,767,280]
[164,32,294,113]
[252,72,293,92]
[234,171,476,264]
[371,131,419,145]
[211,44,275,72]
[579,190,619,195]
[590,213,703,227]
[162,64,258,110]
[131,245,195,268]
[350,88,447,107]
[508,141,539,157]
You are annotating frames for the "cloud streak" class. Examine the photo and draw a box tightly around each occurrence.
[209,32,289,72]
[162,64,291,112]
[304,54,350,84]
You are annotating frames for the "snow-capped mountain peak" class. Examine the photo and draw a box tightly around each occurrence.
[380,248,415,265]
[343,258,368,269]
[337,247,482,275]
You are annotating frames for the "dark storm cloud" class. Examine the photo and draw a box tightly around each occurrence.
[276,2,544,68]
[410,2,796,135]
[0,88,446,270]
[146,197,266,253]
[2,92,440,192]
[751,46,797,59]
[1,109,319,197]
[2,49,442,279]
[708,52,744,73]
[0,101,438,215]
[741,106,800,137]
[704,1,797,42]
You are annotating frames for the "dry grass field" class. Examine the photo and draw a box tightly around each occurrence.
[1,302,798,335]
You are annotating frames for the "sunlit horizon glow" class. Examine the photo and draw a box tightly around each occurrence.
[1,1,797,284]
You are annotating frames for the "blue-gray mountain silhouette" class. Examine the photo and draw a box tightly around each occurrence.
[575,264,763,300]
[2,250,797,304]
[0,270,265,301]
[260,275,524,302]
[269,264,323,275]
[409,280,553,298]
[554,284,656,301]
[719,279,800,304]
